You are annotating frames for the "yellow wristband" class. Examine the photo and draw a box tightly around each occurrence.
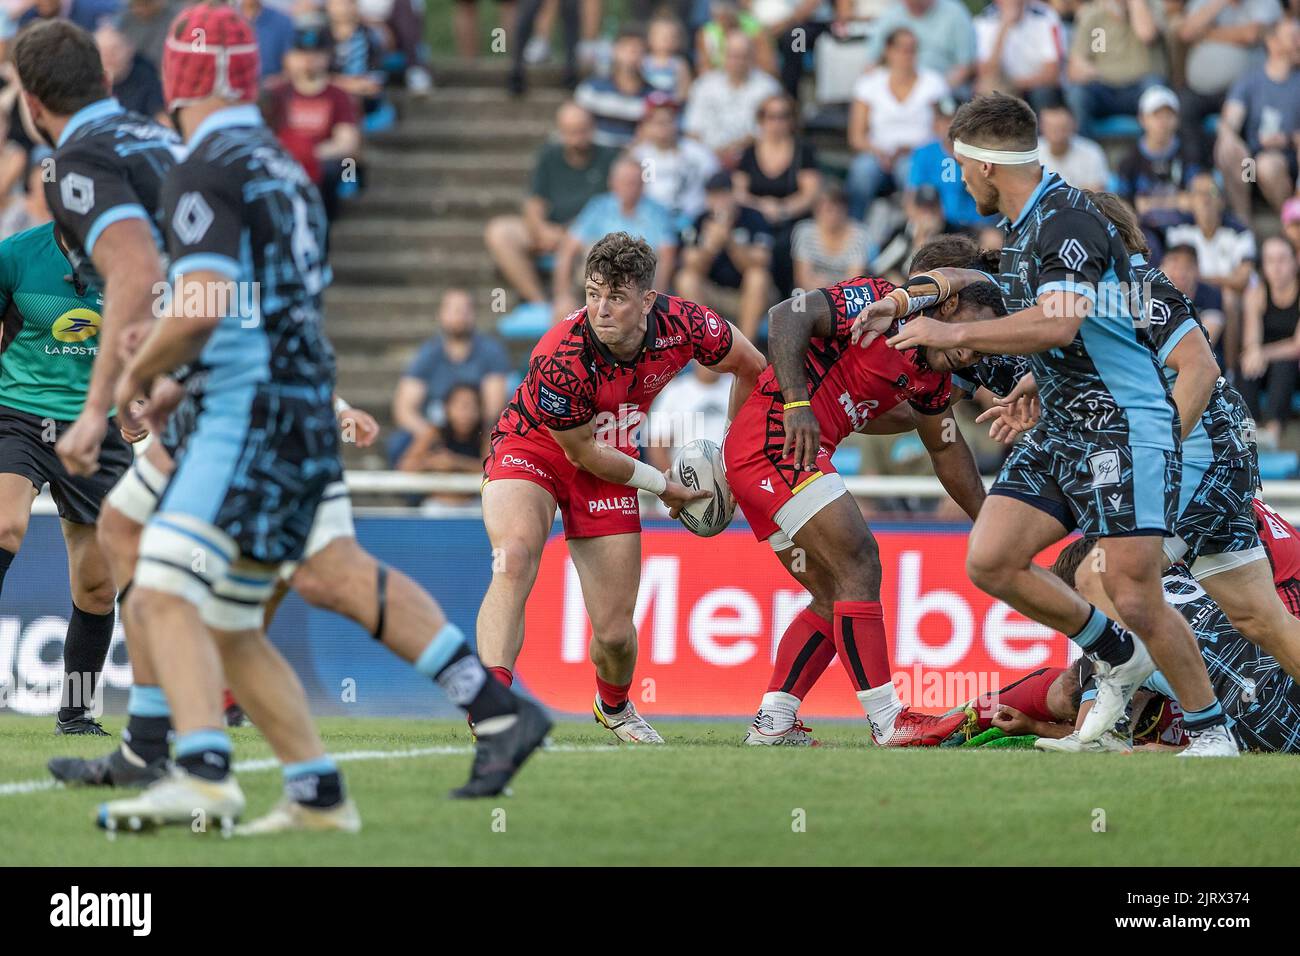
[783,400,811,411]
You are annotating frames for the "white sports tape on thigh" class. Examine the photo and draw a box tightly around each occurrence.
[1190,545,1268,581]
[953,139,1040,165]
[104,456,170,525]
[1163,534,1190,566]
[135,513,237,608]
[203,566,280,631]
[769,529,795,552]
[773,472,849,542]
[279,483,356,581]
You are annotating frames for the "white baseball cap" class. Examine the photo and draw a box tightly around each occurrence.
[1138,86,1180,117]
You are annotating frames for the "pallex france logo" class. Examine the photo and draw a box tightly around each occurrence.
[518,527,1076,717]
[51,308,102,344]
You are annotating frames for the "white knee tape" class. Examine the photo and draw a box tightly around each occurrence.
[202,570,279,631]
[105,457,169,526]
[135,513,236,609]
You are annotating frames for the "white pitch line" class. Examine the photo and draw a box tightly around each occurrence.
[0,741,632,798]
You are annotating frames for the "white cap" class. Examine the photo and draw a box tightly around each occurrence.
[1138,86,1179,117]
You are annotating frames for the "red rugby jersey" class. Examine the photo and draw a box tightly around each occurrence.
[492,293,733,453]
[753,275,951,449]
[1253,498,1300,584]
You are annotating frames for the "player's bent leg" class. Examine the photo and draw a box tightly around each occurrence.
[1087,535,1234,753]
[568,531,663,743]
[476,479,557,672]
[1196,556,1300,682]
[0,473,37,588]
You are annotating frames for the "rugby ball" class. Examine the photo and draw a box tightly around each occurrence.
[672,438,735,537]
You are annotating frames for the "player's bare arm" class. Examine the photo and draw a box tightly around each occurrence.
[911,406,986,521]
[547,419,710,515]
[1163,328,1219,440]
[849,267,990,345]
[766,289,836,470]
[56,218,164,476]
[889,290,1090,356]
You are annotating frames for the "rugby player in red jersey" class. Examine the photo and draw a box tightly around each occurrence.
[478,232,766,743]
[724,271,1007,746]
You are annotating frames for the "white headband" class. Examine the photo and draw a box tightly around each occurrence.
[953,139,1039,165]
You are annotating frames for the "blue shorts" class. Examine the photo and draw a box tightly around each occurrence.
[989,427,1179,537]
[157,382,342,565]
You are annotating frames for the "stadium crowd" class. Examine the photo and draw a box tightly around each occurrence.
[394,0,1300,505]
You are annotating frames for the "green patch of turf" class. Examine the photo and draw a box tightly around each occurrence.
[2,716,1297,865]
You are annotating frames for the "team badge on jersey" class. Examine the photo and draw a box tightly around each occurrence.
[1058,237,1088,273]
[173,192,215,245]
[59,173,95,215]
[537,384,571,418]
[1088,449,1121,487]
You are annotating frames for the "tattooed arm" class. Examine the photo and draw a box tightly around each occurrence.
[766,290,837,470]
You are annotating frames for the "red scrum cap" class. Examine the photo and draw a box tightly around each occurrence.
[162,3,261,111]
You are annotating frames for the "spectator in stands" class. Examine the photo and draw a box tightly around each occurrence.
[734,91,820,296]
[1283,196,1300,258]
[643,10,692,99]
[750,0,826,97]
[683,29,781,164]
[484,102,618,306]
[19,0,121,33]
[1160,241,1227,352]
[264,25,361,221]
[646,361,734,471]
[1037,98,1111,190]
[1239,235,1300,446]
[793,184,872,290]
[862,0,979,93]
[0,157,51,241]
[96,22,163,121]
[675,170,773,342]
[631,94,720,231]
[118,0,181,67]
[696,0,775,74]
[328,0,391,127]
[454,0,517,59]
[508,0,578,95]
[1215,16,1300,222]
[242,0,295,79]
[871,182,948,280]
[974,0,1065,110]
[846,26,948,218]
[905,95,991,229]
[1164,171,1256,330]
[1173,0,1282,162]
[1065,0,1162,135]
[575,25,653,148]
[389,289,510,465]
[374,0,434,94]
[552,157,678,317]
[1116,85,1200,221]
[397,383,490,501]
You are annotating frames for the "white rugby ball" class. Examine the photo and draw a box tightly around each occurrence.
[672,438,735,537]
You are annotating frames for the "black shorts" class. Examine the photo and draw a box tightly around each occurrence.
[0,404,132,524]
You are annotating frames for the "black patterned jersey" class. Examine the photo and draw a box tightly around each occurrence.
[993,171,1177,448]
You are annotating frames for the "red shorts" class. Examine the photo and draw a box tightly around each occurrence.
[722,393,839,542]
[483,434,642,539]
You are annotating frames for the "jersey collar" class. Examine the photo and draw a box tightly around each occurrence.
[1130,252,1148,267]
[585,297,659,369]
[1003,168,1064,232]
[188,103,265,151]
[58,98,125,147]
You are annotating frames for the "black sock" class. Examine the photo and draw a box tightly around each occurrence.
[59,605,116,722]
[1086,618,1135,668]
[434,645,518,724]
[286,769,345,809]
[123,715,171,764]
[0,547,14,597]
[176,749,230,782]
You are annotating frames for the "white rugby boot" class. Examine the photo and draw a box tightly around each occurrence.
[1035,730,1132,753]
[592,697,664,743]
[235,798,361,835]
[743,714,818,746]
[1179,724,1240,757]
[1079,639,1156,742]
[96,766,244,833]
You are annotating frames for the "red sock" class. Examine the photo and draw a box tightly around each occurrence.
[973,666,1064,730]
[222,689,236,711]
[486,666,513,687]
[767,608,836,699]
[833,601,892,691]
[596,674,632,712]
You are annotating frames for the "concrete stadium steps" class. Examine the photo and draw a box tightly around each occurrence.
[328,58,559,456]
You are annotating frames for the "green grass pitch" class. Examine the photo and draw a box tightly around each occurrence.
[3,715,1298,866]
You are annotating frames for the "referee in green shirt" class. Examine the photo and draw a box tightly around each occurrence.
[0,221,138,735]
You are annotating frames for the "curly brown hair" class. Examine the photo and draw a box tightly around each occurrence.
[584,232,658,293]
[908,234,980,275]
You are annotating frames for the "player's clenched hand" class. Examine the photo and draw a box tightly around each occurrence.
[991,704,1036,736]
[338,406,380,447]
[56,412,109,477]
[849,299,899,346]
[660,477,712,518]
[781,404,821,471]
[885,316,961,352]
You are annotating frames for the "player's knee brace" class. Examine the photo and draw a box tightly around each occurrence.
[373,563,389,641]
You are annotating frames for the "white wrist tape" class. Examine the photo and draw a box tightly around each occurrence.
[333,394,351,415]
[953,139,1040,165]
[628,458,668,496]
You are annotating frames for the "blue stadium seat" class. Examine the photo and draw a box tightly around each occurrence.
[363,101,397,136]
[1258,450,1299,480]
[499,302,552,340]
[1090,115,1141,140]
